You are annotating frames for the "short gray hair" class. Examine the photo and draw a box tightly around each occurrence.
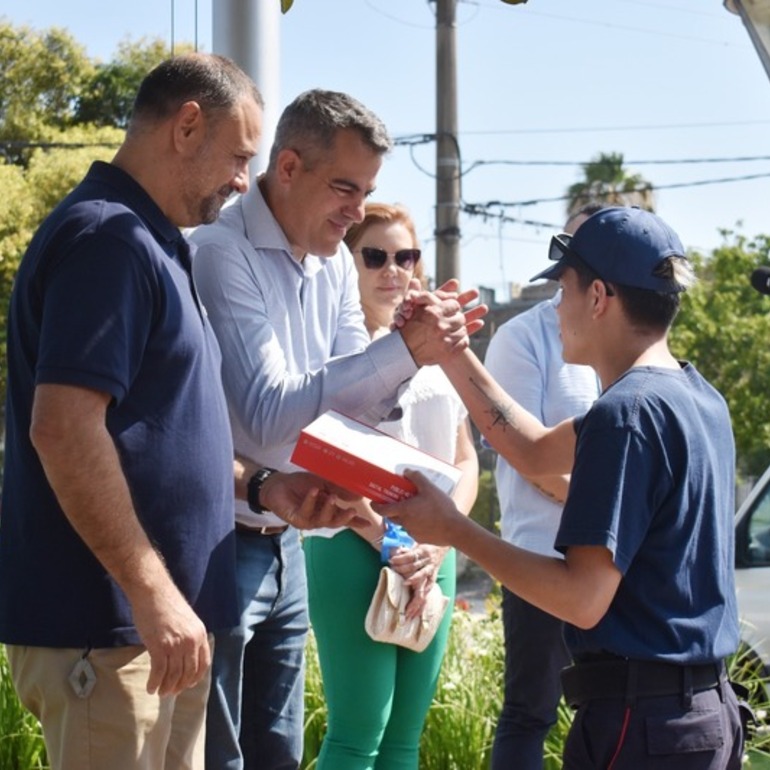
[268,89,392,171]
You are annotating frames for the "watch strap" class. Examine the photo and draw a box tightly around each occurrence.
[247,467,278,513]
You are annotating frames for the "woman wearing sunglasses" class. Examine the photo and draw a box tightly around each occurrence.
[303,202,478,769]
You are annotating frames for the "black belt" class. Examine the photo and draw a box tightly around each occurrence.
[235,522,288,536]
[561,657,725,709]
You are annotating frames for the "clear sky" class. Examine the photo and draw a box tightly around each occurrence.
[4,0,770,299]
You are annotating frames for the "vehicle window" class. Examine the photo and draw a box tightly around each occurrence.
[747,483,770,565]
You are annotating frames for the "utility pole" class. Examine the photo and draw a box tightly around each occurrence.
[435,0,462,286]
[213,0,281,176]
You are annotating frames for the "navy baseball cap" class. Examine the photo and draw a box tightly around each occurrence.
[530,207,687,294]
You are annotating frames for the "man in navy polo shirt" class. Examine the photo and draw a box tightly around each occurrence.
[0,54,264,770]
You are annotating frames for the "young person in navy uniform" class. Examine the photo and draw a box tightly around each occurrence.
[382,207,744,769]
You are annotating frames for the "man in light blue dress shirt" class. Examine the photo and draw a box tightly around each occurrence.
[191,89,476,770]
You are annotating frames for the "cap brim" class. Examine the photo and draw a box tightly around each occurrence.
[530,232,576,283]
[529,262,564,283]
[530,248,585,283]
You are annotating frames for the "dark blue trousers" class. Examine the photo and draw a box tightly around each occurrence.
[562,677,744,769]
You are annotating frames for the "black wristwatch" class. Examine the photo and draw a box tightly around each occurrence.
[247,467,278,513]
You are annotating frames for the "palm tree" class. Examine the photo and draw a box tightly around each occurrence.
[566,152,655,218]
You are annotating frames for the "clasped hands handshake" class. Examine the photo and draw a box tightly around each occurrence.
[393,278,488,366]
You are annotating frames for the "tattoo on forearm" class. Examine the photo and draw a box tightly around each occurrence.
[469,377,517,432]
[531,480,563,504]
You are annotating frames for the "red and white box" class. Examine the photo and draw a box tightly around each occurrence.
[290,409,461,504]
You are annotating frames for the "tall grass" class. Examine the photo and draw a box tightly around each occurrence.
[3,621,770,770]
[302,630,326,769]
[0,647,48,770]
[419,607,504,770]
[729,642,770,762]
[301,602,507,770]
[301,599,570,769]
[302,601,770,770]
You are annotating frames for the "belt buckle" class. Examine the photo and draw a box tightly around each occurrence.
[257,525,287,536]
[235,521,286,536]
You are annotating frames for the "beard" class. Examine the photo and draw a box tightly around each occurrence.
[196,186,233,225]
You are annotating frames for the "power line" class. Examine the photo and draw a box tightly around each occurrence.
[465,155,770,170]
[478,2,741,48]
[7,135,768,173]
[461,204,560,230]
[4,142,767,231]
[613,0,724,19]
[463,172,770,217]
[0,140,121,152]
[459,119,770,136]
[390,134,770,188]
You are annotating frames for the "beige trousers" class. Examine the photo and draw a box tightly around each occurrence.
[6,643,210,770]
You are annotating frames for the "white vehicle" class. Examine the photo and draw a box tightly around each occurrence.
[735,463,770,681]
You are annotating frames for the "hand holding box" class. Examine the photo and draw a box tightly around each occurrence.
[290,410,461,504]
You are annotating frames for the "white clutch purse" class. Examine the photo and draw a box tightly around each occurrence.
[364,566,450,653]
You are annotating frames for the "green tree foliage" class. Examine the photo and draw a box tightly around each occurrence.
[469,470,500,533]
[0,125,121,402]
[0,23,95,164]
[0,161,36,408]
[670,232,770,479]
[26,126,123,217]
[76,38,180,128]
[566,151,655,217]
[0,21,166,407]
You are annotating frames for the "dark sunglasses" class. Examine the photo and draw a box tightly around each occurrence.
[359,247,421,270]
[548,233,615,296]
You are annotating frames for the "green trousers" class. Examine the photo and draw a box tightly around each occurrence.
[304,529,455,770]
